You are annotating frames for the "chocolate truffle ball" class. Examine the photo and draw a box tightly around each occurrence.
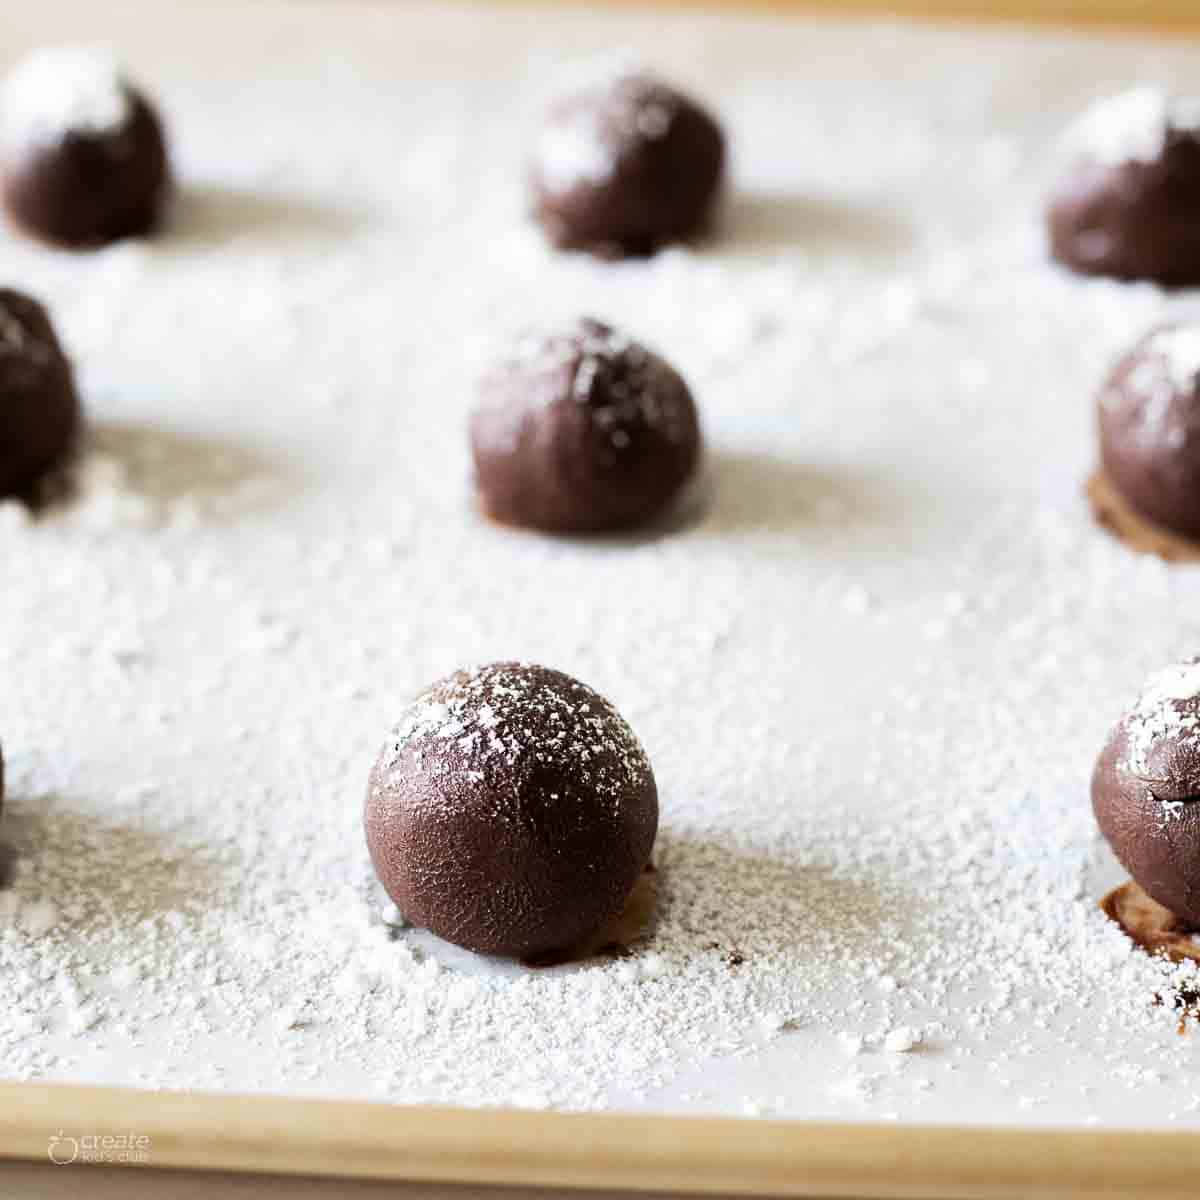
[365,662,658,960]
[0,288,80,498]
[1094,659,1200,928]
[1,48,170,248]
[1098,323,1200,541]
[531,69,724,257]
[471,319,702,534]
[1047,88,1200,283]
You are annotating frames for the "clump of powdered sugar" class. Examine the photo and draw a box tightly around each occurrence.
[1122,659,1200,778]
[535,113,617,195]
[533,69,680,197]
[2,47,131,149]
[1063,87,1200,168]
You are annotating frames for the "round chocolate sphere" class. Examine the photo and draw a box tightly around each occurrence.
[531,69,725,257]
[1098,323,1200,541]
[365,662,658,960]
[1047,88,1200,283]
[471,319,702,534]
[1094,659,1200,928]
[0,288,80,498]
[1,48,170,248]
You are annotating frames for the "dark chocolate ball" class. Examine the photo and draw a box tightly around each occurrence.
[1,49,170,248]
[0,288,80,498]
[365,662,658,960]
[1048,89,1200,283]
[531,69,724,257]
[1098,323,1200,541]
[471,318,702,534]
[1093,660,1200,928]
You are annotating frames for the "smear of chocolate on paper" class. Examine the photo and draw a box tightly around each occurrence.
[1087,470,1200,563]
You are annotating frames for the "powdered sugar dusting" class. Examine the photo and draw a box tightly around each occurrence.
[536,114,616,194]
[572,320,691,443]
[534,70,681,197]
[483,319,695,452]
[1122,659,1200,778]
[1064,86,1200,168]
[1147,325,1200,396]
[380,661,652,806]
[2,47,132,149]
[1,6,1200,1129]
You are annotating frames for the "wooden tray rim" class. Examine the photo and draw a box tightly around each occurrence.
[2,4,1198,1195]
[3,1080,1200,1196]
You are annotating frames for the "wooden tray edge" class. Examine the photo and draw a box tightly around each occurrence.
[574,0,1200,33]
[2,1081,1200,1197]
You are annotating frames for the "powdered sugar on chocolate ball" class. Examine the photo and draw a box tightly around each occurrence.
[365,662,658,961]
[3,47,132,144]
[1047,88,1200,283]
[1093,659,1200,928]
[1098,323,1200,541]
[0,288,80,499]
[1,47,170,247]
[471,318,702,534]
[531,68,724,257]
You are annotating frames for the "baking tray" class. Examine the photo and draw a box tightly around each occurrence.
[3,1,1200,1195]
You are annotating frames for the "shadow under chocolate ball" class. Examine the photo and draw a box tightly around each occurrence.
[1093,661,1200,930]
[365,662,659,961]
[1098,325,1200,543]
[0,288,81,498]
[531,71,724,257]
[471,319,702,535]
[2,51,170,248]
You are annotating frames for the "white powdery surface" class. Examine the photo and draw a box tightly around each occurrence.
[2,46,131,148]
[2,14,1200,1127]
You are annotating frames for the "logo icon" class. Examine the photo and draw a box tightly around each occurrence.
[47,1132,79,1165]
